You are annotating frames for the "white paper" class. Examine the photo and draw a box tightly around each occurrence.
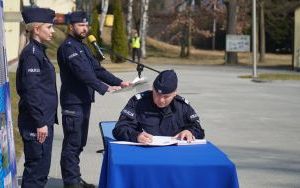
[110,136,206,146]
[131,76,147,85]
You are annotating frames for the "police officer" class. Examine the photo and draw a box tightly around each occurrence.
[16,7,58,188]
[57,11,131,188]
[113,70,205,143]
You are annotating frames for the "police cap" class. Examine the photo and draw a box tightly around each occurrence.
[69,11,88,24]
[22,7,55,24]
[153,70,178,94]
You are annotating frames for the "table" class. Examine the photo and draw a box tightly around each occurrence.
[99,141,239,188]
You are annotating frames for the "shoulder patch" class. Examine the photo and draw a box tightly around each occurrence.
[121,108,135,119]
[68,52,79,59]
[135,93,142,100]
[134,90,151,100]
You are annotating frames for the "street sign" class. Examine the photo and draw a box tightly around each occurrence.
[226,34,250,52]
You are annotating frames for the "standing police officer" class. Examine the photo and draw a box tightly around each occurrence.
[17,7,58,188]
[113,70,205,143]
[57,11,131,188]
[130,31,141,63]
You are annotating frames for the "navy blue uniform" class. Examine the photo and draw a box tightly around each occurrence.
[16,39,58,188]
[113,91,205,142]
[57,35,122,185]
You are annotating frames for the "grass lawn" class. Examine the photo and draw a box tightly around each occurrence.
[239,73,300,80]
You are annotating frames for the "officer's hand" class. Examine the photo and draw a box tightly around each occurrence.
[37,125,48,144]
[174,130,195,143]
[107,86,122,92]
[137,131,153,144]
[120,81,132,88]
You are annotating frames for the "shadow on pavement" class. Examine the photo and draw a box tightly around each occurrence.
[17,176,64,188]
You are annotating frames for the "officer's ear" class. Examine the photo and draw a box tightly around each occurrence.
[69,24,74,32]
[32,23,42,35]
[174,90,177,96]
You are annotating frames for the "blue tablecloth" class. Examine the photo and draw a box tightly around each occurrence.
[99,141,239,188]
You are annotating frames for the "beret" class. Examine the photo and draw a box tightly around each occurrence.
[22,7,55,24]
[153,70,178,94]
[69,11,88,24]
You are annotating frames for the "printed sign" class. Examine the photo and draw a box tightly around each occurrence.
[226,34,250,52]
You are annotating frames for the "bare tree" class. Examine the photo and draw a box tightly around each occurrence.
[99,0,109,36]
[139,0,149,58]
[29,0,37,7]
[224,0,238,64]
[127,0,133,40]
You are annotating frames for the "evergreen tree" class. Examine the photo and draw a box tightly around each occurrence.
[87,5,102,57]
[111,0,128,63]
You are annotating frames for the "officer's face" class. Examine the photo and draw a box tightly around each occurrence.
[34,23,54,42]
[71,22,89,39]
[152,89,177,108]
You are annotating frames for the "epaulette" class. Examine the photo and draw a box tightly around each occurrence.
[175,95,189,104]
[134,90,151,100]
[135,93,142,100]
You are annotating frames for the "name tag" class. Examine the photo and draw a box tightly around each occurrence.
[27,68,40,73]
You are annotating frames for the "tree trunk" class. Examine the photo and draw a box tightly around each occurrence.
[225,0,238,64]
[180,27,187,57]
[186,6,192,57]
[99,0,109,36]
[29,0,37,7]
[139,0,149,58]
[126,0,133,40]
[212,0,217,50]
[259,0,265,63]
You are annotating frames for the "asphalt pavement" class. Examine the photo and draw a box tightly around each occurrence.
[15,64,300,188]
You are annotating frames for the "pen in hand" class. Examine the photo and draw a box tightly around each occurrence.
[137,128,153,144]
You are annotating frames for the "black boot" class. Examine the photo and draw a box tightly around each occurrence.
[79,178,96,188]
[64,179,95,188]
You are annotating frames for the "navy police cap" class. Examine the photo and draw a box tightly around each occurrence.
[69,11,88,24]
[22,7,55,24]
[153,70,178,94]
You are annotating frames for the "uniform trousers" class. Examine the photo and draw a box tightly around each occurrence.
[60,103,91,185]
[20,125,53,188]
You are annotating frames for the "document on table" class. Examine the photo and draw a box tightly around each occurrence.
[110,136,207,146]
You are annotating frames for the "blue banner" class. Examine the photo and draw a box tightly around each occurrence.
[0,0,18,187]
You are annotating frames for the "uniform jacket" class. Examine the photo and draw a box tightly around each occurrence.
[57,35,122,106]
[113,90,205,142]
[16,39,58,129]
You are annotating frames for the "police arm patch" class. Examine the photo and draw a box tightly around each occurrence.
[68,52,79,59]
[121,108,136,119]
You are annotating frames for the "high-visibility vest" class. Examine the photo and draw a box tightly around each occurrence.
[131,37,140,48]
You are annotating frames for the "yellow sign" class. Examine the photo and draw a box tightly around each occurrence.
[105,14,114,27]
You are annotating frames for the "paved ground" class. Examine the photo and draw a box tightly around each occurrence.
[15,64,300,187]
